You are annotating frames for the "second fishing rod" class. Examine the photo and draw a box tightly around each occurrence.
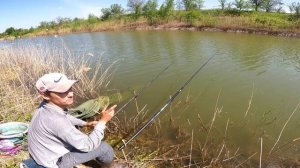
[114,64,171,116]
[118,56,214,150]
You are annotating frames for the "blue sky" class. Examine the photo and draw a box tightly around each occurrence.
[0,0,295,33]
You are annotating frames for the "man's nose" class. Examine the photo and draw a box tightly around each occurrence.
[68,91,74,97]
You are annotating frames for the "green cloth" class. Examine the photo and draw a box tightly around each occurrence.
[69,96,109,119]
[69,91,133,119]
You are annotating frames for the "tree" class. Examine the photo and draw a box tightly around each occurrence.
[39,22,49,28]
[110,4,124,17]
[176,0,184,10]
[219,0,227,10]
[165,0,175,11]
[289,2,300,15]
[143,0,158,23]
[261,0,283,12]
[101,4,124,20]
[234,0,247,11]
[127,0,145,15]
[101,8,112,20]
[88,14,98,24]
[38,21,57,29]
[276,6,283,13]
[249,0,264,11]
[159,0,175,18]
[195,0,204,9]
[182,0,197,11]
[4,27,26,37]
[227,2,234,9]
[143,0,158,14]
[4,27,15,35]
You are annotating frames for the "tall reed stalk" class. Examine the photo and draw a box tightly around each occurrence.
[0,42,118,167]
[0,42,116,121]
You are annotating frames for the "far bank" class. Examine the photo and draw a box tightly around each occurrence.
[1,10,300,40]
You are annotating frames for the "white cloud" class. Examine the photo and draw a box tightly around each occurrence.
[61,0,103,18]
[79,5,102,17]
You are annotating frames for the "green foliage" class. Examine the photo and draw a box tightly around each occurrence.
[37,17,72,30]
[261,0,283,12]
[143,0,159,24]
[143,0,158,15]
[181,0,204,11]
[233,0,247,11]
[289,2,300,15]
[250,11,293,29]
[101,3,125,20]
[219,0,227,10]
[127,0,144,18]
[70,18,85,30]
[195,0,204,9]
[3,27,34,37]
[254,16,285,27]
[248,0,264,11]
[101,8,112,20]
[39,21,57,29]
[4,27,15,35]
[182,0,198,11]
[184,10,201,25]
[88,14,99,24]
[159,0,174,19]
[224,9,243,16]
[56,17,72,25]
[175,0,184,10]
[111,4,124,16]
[1,2,300,40]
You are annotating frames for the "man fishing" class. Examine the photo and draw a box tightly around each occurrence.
[26,73,121,168]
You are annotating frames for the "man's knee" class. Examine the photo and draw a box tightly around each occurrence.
[97,141,114,163]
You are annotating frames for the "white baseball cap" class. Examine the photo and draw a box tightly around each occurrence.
[36,73,78,93]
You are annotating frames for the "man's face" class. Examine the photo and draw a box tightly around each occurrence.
[45,88,74,109]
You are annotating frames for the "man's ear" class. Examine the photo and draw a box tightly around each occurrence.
[41,93,50,101]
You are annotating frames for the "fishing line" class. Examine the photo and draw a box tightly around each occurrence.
[114,64,171,115]
[118,56,214,150]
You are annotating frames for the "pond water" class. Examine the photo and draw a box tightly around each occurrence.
[3,30,300,159]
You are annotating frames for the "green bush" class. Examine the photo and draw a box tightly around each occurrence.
[224,9,243,16]
[184,10,201,25]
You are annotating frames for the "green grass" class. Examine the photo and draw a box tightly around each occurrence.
[1,9,299,40]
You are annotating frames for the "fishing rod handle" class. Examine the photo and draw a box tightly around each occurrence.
[118,102,170,151]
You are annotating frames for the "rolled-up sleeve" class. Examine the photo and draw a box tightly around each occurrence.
[55,119,106,152]
[66,114,87,126]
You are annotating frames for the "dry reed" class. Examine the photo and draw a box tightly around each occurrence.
[2,41,300,167]
[0,42,116,166]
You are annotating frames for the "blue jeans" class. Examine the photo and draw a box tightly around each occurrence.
[56,141,114,168]
[23,142,114,168]
[21,158,45,168]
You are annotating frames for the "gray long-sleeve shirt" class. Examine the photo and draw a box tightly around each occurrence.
[28,103,106,168]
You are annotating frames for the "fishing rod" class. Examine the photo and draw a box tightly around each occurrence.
[118,56,214,150]
[114,64,171,116]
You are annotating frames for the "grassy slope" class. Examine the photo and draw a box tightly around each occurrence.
[1,10,299,40]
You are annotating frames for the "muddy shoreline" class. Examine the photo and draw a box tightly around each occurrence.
[134,23,300,38]
[1,22,299,41]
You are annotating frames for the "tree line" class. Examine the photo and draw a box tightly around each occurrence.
[1,0,299,38]
[101,0,300,19]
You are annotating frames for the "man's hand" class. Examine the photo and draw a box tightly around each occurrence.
[85,121,98,127]
[99,105,117,124]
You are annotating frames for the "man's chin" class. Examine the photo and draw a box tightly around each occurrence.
[67,101,74,106]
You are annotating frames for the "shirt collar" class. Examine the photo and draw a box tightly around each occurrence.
[43,103,68,115]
